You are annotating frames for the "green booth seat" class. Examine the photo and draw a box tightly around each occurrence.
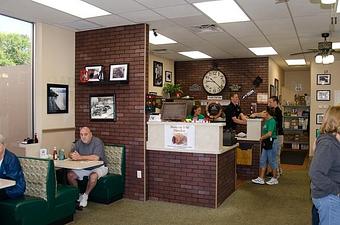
[0,157,78,225]
[78,144,125,204]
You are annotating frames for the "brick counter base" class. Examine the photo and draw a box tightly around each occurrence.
[236,140,261,179]
[147,149,235,208]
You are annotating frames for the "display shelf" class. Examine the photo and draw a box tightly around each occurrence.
[283,105,310,152]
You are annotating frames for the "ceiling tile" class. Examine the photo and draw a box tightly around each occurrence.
[154,4,202,19]
[84,0,146,14]
[135,0,187,9]
[87,14,135,27]
[120,9,165,22]
[59,20,103,31]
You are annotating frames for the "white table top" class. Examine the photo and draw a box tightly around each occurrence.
[54,159,104,170]
[0,178,16,189]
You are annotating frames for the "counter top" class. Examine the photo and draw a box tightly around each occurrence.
[147,121,225,126]
[147,143,239,154]
[237,137,260,142]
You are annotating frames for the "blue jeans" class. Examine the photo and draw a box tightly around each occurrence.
[313,194,340,225]
[259,139,278,169]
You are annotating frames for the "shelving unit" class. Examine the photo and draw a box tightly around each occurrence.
[282,105,310,151]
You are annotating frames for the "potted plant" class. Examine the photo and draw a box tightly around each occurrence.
[163,83,183,98]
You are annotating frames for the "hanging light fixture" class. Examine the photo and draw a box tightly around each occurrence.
[321,0,336,4]
[315,53,335,64]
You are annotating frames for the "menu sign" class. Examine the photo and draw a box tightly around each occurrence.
[164,124,195,149]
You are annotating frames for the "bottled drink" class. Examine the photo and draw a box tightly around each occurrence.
[34,133,39,143]
[58,149,65,160]
[53,147,58,160]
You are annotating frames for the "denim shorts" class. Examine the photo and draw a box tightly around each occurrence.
[259,138,278,169]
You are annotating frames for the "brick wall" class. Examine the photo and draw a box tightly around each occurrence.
[217,149,236,206]
[147,151,217,208]
[175,58,269,115]
[75,24,148,200]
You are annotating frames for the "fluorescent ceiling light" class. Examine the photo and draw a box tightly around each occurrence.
[332,42,340,49]
[337,1,340,13]
[285,59,306,66]
[248,47,277,56]
[149,31,177,45]
[32,0,110,18]
[193,0,249,23]
[321,0,336,4]
[178,51,212,59]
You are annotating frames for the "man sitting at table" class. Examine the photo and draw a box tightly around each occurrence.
[0,134,26,200]
[67,127,108,208]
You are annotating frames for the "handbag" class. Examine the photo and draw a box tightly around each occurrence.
[262,137,273,150]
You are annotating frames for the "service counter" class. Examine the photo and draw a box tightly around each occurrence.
[146,122,238,208]
[236,137,261,179]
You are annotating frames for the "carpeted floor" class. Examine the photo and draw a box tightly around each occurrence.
[280,151,308,165]
[69,169,312,225]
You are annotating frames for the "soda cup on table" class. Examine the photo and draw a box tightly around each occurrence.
[58,149,65,160]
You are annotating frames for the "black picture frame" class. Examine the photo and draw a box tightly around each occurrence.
[316,90,331,101]
[153,61,163,87]
[109,63,128,82]
[90,94,116,121]
[85,65,104,82]
[274,78,279,96]
[47,84,69,114]
[165,71,172,82]
[270,84,275,97]
[316,113,324,125]
[317,74,331,85]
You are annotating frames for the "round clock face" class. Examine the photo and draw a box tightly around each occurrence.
[202,70,226,94]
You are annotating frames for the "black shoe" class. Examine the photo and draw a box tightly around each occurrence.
[266,172,273,178]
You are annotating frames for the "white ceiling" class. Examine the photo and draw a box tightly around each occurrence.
[1,0,340,70]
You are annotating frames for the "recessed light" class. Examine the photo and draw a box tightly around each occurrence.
[149,31,177,45]
[178,51,212,59]
[248,47,278,56]
[193,0,249,23]
[285,59,306,66]
[32,0,110,19]
[332,42,340,49]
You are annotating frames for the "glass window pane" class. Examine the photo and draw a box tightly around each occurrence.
[0,15,33,152]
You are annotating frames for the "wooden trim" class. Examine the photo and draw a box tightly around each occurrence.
[42,127,75,133]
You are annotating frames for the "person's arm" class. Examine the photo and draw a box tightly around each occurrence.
[70,151,99,161]
[250,111,265,118]
[4,155,26,198]
[232,116,247,125]
[309,141,340,195]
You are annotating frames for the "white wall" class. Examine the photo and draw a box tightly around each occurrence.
[282,70,310,104]
[148,54,175,96]
[35,23,75,152]
[310,61,340,155]
[268,58,284,97]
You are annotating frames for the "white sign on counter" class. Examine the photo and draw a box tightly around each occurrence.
[164,124,195,149]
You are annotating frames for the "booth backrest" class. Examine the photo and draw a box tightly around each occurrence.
[104,144,125,176]
[19,157,55,204]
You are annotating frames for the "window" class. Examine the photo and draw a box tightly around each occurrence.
[0,14,33,152]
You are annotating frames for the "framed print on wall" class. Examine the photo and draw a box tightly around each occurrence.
[316,90,331,101]
[317,74,331,85]
[165,71,172,82]
[47,84,69,114]
[270,84,275,97]
[153,61,163,87]
[90,94,116,121]
[274,78,279,96]
[109,64,128,82]
[85,65,104,82]
[316,113,324,125]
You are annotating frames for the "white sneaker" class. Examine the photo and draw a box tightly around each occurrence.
[266,177,279,185]
[77,194,83,202]
[251,177,265,185]
[79,194,88,207]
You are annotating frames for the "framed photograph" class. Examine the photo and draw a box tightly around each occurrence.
[85,65,104,82]
[165,71,172,82]
[90,95,116,121]
[153,61,163,87]
[317,74,331,85]
[109,64,128,82]
[316,90,331,101]
[316,113,324,125]
[270,84,275,97]
[274,78,279,96]
[47,84,69,114]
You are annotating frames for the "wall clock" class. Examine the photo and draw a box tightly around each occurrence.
[202,70,227,94]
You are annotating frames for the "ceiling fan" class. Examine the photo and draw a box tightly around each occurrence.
[290,32,339,56]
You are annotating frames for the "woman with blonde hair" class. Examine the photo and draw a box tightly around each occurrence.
[309,106,340,225]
